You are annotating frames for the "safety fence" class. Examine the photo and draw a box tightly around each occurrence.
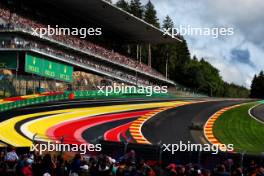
[0,90,174,112]
[0,92,68,112]
[71,90,174,99]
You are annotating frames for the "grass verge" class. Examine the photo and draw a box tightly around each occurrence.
[213,102,264,154]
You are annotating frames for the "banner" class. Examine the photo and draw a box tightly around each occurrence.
[25,54,42,75]
[25,53,73,82]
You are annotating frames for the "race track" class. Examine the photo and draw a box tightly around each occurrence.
[142,100,249,144]
[0,98,251,147]
[250,103,264,123]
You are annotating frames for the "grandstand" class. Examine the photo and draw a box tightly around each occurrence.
[0,0,181,96]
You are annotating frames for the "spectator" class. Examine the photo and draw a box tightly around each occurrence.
[22,160,33,176]
[41,154,55,176]
[69,154,81,175]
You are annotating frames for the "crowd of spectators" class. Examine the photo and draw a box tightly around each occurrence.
[1,148,264,176]
[0,7,166,81]
[0,37,151,86]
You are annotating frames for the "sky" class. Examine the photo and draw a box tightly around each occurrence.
[113,0,264,88]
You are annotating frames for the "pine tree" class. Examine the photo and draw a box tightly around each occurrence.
[150,15,174,75]
[258,71,264,98]
[129,0,143,18]
[162,15,174,32]
[250,71,264,98]
[116,0,130,12]
[144,0,160,28]
[250,74,258,98]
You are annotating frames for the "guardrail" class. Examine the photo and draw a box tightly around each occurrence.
[0,90,173,112]
[0,92,68,112]
[71,90,174,99]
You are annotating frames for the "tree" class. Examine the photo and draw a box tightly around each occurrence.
[108,3,250,98]
[129,0,144,18]
[250,75,258,98]
[259,71,264,98]
[144,0,160,28]
[151,15,174,75]
[251,71,264,98]
[193,55,198,61]
[162,15,173,31]
[116,0,130,11]
[223,83,249,98]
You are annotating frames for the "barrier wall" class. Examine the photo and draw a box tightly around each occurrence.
[0,90,173,112]
[0,92,68,112]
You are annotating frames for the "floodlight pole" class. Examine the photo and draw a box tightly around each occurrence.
[136,44,139,60]
[139,45,142,63]
[165,52,169,79]
[15,52,19,96]
[148,43,151,67]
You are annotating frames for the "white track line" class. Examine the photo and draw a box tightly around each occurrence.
[248,103,264,125]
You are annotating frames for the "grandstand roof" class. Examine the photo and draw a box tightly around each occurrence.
[33,0,181,44]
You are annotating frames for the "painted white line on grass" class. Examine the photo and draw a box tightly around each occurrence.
[248,103,264,125]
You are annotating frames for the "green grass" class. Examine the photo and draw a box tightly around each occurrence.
[213,102,264,154]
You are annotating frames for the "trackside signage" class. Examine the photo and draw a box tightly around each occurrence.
[25,53,73,82]
[0,52,18,70]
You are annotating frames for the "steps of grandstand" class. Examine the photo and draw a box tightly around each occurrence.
[0,6,175,86]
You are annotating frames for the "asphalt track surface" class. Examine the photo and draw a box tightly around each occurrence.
[251,104,264,122]
[0,98,252,147]
[0,98,189,146]
[0,98,196,122]
[142,100,251,144]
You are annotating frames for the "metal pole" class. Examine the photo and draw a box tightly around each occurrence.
[38,77,41,93]
[136,71,138,86]
[139,44,142,63]
[136,44,139,61]
[15,52,19,96]
[26,78,28,95]
[148,44,151,67]
[166,52,168,79]
[15,70,18,96]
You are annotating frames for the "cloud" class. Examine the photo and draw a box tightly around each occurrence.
[231,49,254,67]
[113,0,264,88]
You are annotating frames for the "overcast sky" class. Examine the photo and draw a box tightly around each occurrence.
[113,0,264,88]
